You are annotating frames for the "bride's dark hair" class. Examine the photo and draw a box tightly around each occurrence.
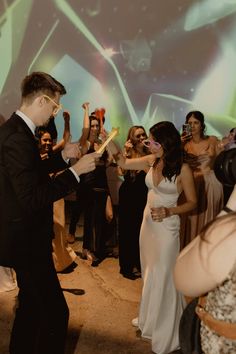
[150,121,183,181]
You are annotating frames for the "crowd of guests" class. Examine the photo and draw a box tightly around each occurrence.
[0,71,235,354]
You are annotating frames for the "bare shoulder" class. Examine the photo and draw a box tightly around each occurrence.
[180,162,192,174]
[208,135,219,144]
[145,153,157,167]
[178,163,194,191]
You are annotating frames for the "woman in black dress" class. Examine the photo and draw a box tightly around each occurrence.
[118,126,149,279]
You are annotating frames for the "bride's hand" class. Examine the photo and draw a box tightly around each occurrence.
[150,207,172,222]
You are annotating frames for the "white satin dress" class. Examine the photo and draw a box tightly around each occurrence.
[137,167,185,354]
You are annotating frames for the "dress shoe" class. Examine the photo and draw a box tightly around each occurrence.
[121,272,138,280]
[67,233,75,244]
[91,251,102,266]
[131,317,139,327]
[91,257,100,267]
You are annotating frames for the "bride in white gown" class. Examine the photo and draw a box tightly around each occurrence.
[108,121,196,354]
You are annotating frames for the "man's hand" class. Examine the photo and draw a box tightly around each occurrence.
[62,141,81,160]
[71,152,101,176]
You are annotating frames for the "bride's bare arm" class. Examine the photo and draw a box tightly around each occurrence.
[107,139,154,171]
[164,163,197,217]
[152,163,197,221]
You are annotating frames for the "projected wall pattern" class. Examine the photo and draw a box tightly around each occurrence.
[1,0,236,141]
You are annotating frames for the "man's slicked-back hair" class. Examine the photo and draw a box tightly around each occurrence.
[21,71,66,99]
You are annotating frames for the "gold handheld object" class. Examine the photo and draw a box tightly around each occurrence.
[97,128,119,154]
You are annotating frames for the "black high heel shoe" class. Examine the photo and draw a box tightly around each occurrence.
[91,256,100,267]
[120,271,138,280]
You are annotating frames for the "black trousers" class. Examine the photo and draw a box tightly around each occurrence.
[10,256,69,354]
[68,185,90,236]
[83,189,108,257]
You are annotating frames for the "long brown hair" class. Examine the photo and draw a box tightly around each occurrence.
[150,121,182,181]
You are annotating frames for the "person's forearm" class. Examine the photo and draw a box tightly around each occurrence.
[62,111,71,144]
[107,140,126,167]
[53,139,65,152]
[169,200,196,216]
[83,104,90,129]
[78,103,90,146]
[63,121,70,143]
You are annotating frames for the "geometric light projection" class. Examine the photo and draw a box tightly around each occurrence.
[1,0,236,143]
[184,0,236,31]
[0,0,33,94]
[54,0,139,126]
[50,55,110,141]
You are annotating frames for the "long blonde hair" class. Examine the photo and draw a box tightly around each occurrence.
[125,125,148,158]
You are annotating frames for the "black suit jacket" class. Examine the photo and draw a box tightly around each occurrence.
[0,113,79,267]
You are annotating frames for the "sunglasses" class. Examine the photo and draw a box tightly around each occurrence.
[142,139,162,149]
[43,95,63,115]
[134,133,147,139]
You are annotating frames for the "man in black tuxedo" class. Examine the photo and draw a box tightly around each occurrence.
[0,72,99,354]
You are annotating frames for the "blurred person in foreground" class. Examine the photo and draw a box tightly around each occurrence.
[174,185,236,354]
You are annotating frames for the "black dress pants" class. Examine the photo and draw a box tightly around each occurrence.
[10,256,69,354]
[83,189,108,258]
[69,187,88,235]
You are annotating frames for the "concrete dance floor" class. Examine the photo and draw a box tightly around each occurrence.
[0,238,181,354]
